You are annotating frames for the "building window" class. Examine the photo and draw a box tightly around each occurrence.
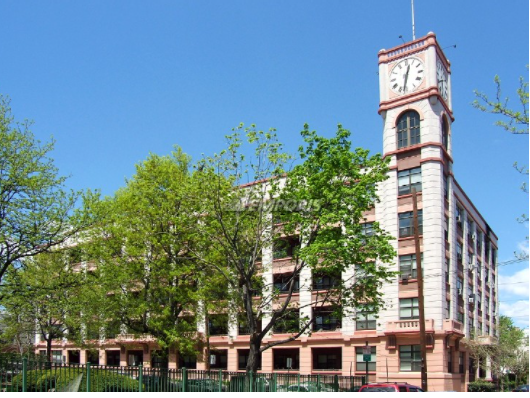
[399,345,421,371]
[273,348,299,370]
[52,350,63,364]
[313,347,342,370]
[467,220,474,243]
[208,314,228,336]
[457,312,464,323]
[442,117,449,150]
[128,350,143,367]
[356,347,376,372]
[273,273,300,293]
[312,271,340,290]
[477,261,482,279]
[456,277,463,293]
[178,354,197,369]
[399,254,421,279]
[459,352,465,374]
[273,237,300,259]
[397,111,421,149]
[355,262,374,279]
[399,298,419,320]
[151,351,168,368]
[238,316,262,335]
[398,168,422,195]
[313,308,341,331]
[457,243,463,264]
[399,211,423,238]
[467,250,474,265]
[445,300,451,319]
[210,350,228,370]
[445,258,450,283]
[447,348,453,373]
[456,206,463,229]
[361,222,375,237]
[106,350,120,367]
[68,350,80,364]
[238,349,261,370]
[356,308,377,330]
[273,310,299,334]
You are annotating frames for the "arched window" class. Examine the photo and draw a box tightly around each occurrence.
[397,111,421,149]
[442,117,449,150]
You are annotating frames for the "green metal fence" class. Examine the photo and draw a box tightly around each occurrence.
[0,358,365,392]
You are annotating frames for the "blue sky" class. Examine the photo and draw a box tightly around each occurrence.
[0,1,528,328]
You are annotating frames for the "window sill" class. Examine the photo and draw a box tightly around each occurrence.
[397,192,423,199]
[398,236,423,241]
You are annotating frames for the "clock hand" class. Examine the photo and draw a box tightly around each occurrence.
[403,65,411,93]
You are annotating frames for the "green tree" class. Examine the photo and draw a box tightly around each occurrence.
[466,315,529,387]
[86,149,207,358]
[473,71,529,258]
[473,71,529,135]
[193,124,396,372]
[0,249,99,363]
[0,95,96,285]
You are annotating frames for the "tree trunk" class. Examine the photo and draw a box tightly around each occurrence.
[246,336,262,373]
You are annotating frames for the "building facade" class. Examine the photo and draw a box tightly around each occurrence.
[35,33,498,392]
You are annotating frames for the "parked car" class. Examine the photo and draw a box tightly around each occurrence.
[229,375,272,392]
[513,384,529,392]
[139,374,180,392]
[277,381,335,392]
[359,382,424,392]
[187,378,226,392]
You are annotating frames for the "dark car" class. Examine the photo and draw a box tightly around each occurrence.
[187,379,226,392]
[139,374,180,392]
[513,384,529,392]
[359,382,424,392]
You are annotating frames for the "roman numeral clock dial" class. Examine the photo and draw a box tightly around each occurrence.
[436,60,449,100]
[390,57,425,95]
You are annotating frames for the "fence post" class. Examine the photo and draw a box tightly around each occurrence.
[272,372,277,392]
[317,374,321,392]
[22,358,27,392]
[334,374,339,392]
[218,369,223,392]
[297,373,300,392]
[86,362,91,392]
[182,367,187,392]
[138,364,143,392]
[249,371,254,392]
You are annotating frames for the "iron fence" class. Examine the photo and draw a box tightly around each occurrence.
[0,357,366,392]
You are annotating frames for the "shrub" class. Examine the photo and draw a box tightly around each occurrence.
[11,368,140,392]
[468,379,496,392]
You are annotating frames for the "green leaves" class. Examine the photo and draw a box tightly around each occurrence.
[0,94,92,285]
[85,148,203,352]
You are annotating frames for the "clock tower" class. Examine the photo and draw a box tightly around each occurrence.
[375,32,456,335]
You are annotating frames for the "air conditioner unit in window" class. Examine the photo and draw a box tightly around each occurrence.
[472,233,477,241]
[401,274,410,282]
[468,297,474,304]
[456,215,461,222]
[457,288,463,297]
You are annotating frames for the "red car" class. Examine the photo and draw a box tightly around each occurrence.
[359,382,424,392]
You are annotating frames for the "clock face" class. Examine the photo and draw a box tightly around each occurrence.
[436,61,448,100]
[390,57,425,95]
